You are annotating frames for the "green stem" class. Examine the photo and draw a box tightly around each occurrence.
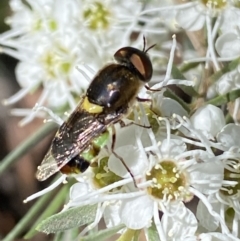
[0,122,58,175]
[53,232,63,241]
[179,62,200,73]
[2,186,54,241]
[116,229,139,241]
[206,89,240,106]
[24,184,69,239]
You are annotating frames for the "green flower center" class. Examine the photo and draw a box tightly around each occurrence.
[32,18,42,31]
[128,104,160,133]
[40,47,73,79]
[201,0,227,9]
[232,0,240,8]
[32,17,58,32]
[83,2,110,30]
[48,19,58,31]
[146,160,192,201]
[92,157,122,189]
[221,159,240,196]
[225,207,235,229]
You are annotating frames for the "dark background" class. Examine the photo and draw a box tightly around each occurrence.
[0,2,55,240]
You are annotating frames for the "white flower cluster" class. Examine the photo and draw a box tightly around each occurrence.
[1,0,158,125]
[2,0,240,240]
[65,104,240,241]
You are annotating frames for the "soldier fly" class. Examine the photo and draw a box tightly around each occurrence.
[36,39,155,181]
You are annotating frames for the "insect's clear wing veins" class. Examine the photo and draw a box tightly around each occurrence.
[36,108,107,181]
[36,151,59,181]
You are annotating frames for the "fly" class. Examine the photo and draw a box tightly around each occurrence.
[36,38,155,181]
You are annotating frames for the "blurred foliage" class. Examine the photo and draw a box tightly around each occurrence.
[0,0,10,33]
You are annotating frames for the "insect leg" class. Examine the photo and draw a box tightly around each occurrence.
[136,96,155,116]
[111,125,137,187]
[118,119,151,129]
[136,97,152,102]
[144,84,163,92]
[137,96,161,119]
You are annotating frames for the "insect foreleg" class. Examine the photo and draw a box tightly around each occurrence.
[118,119,151,129]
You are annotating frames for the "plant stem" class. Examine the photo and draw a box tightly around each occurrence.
[0,122,58,175]
[24,184,69,239]
[2,186,54,241]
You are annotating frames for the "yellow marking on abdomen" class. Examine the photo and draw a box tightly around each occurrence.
[82,97,103,113]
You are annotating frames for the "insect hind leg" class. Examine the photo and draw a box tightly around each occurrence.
[111,125,137,187]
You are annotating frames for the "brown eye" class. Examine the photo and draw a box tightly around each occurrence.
[114,47,153,82]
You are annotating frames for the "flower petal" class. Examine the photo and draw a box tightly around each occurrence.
[190,105,225,139]
[162,203,197,240]
[189,160,224,194]
[108,145,148,178]
[196,199,220,231]
[103,202,121,228]
[217,123,240,150]
[119,195,153,229]
[216,31,240,58]
[176,5,205,31]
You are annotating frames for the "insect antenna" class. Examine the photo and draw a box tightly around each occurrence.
[142,35,147,52]
[142,35,156,53]
[144,43,156,53]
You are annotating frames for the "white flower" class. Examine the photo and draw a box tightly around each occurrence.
[215,7,240,59]
[108,115,224,232]
[176,2,206,31]
[216,30,240,59]
[216,68,240,95]
[197,154,240,239]
[176,1,236,31]
[175,1,240,70]
[161,203,198,241]
[206,66,240,124]
[14,2,240,240]
[2,0,168,125]
[198,232,236,241]
[190,104,225,140]
[217,123,240,151]
[23,108,240,240]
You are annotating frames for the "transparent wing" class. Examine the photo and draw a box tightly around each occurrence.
[36,111,107,181]
[36,150,60,181]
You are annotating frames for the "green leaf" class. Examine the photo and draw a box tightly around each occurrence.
[37,204,98,234]
[133,230,141,241]
[171,65,199,97]
[146,223,160,241]
[24,184,69,239]
[180,62,200,73]
[163,88,190,113]
[0,122,58,176]
[116,229,141,241]
[225,113,234,124]
[171,65,186,80]
[80,224,125,241]
[2,183,54,241]
[206,89,240,106]
[209,57,240,84]
[53,232,63,241]
[178,84,199,98]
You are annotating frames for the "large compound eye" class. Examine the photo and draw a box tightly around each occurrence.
[114,47,153,82]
